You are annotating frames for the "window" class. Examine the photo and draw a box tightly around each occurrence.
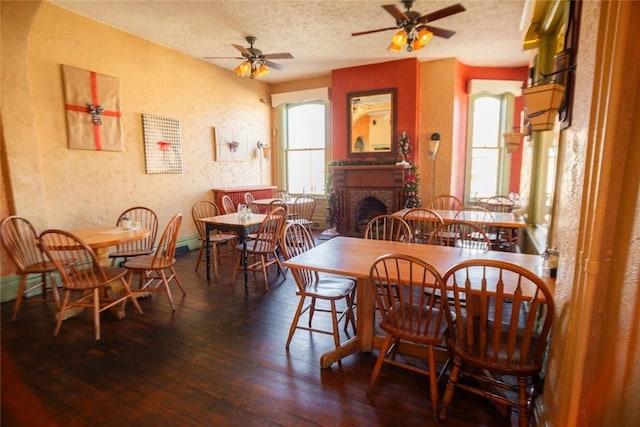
[283,102,328,195]
[465,93,513,202]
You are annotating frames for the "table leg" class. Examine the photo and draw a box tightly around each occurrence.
[205,225,211,281]
[319,277,373,367]
[242,237,249,290]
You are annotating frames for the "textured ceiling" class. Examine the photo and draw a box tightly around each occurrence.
[51,0,531,84]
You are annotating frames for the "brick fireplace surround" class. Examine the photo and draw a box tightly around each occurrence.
[331,164,410,237]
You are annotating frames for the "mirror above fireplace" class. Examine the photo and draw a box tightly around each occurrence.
[347,88,396,158]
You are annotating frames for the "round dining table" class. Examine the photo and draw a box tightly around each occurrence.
[69,226,150,265]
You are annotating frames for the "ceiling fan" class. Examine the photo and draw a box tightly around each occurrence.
[205,36,294,79]
[352,1,466,52]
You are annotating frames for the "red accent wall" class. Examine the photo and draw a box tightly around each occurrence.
[456,64,529,194]
[331,58,420,161]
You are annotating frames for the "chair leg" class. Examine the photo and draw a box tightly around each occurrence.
[330,300,340,348]
[120,276,143,315]
[518,376,530,427]
[439,356,462,421]
[158,270,175,311]
[286,296,307,349]
[343,292,357,334]
[11,275,27,321]
[308,297,317,327]
[53,291,72,336]
[93,288,101,341]
[230,247,242,284]
[194,242,205,272]
[368,334,393,394]
[169,267,186,295]
[427,345,439,422]
[48,273,61,310]
[260,254,269,290]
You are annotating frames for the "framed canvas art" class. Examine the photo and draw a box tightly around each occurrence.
[142,114,183,174]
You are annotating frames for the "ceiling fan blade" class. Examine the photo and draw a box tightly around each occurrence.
[418,3,466,24]
[264,60,284,70]
[382,4,408,22]
[232,43,251,56]
[352,26,399,37]
[204,56,245,60]
[423,25,456,39]
[263,52,294,60]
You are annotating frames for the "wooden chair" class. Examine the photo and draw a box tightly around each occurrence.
[244,192,260,214]
[431,194,463,211]
[439,259,555,427]
[476,195,515,213]
[191,201,236,276]
[401,208,444,244]
[280,223,356,349]
[454,206,497,246]
[221,195,236,214]
[363,215,412,242]
[274,189,289,199]
[123,214,186,311]
[477,196,517,251]
[428,220,492,251]
[267,198,288,214]
[1,216,60,321]
[287,195,316,231]
[368,254,450,421]
[108,206,158,266]
[39,229,143,340]
[231,206,287,290]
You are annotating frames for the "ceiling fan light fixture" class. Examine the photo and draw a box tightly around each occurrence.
[235,61,251,77]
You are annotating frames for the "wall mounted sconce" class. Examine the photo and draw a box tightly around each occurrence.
[256,141,270,160]
[428,133,440,160]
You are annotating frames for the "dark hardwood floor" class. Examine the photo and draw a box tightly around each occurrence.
[2,246,515,426]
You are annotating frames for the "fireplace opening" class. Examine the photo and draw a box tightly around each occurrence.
[355,196,387,233]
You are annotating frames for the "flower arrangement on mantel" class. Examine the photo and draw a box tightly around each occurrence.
[324,143,422,228]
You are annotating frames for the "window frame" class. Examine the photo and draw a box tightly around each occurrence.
[464,92,514,204]
[278,100,330,196]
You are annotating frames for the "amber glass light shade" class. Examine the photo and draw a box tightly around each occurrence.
[390,30,407,47]
[412,28,433,51]
[387,42,403,52]
[253,64,270,79]
[235,61,251,77]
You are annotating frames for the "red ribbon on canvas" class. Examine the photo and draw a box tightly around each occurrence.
[62,65,123,151]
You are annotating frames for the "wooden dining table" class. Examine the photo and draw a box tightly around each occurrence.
[251,197,297,214]
[69,226,151,264]
[395,208,526,250]
[197,213,267,287]
[283,236,554,368]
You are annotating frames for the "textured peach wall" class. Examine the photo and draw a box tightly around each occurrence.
[419,58,457,204]
[3,1,271,241]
